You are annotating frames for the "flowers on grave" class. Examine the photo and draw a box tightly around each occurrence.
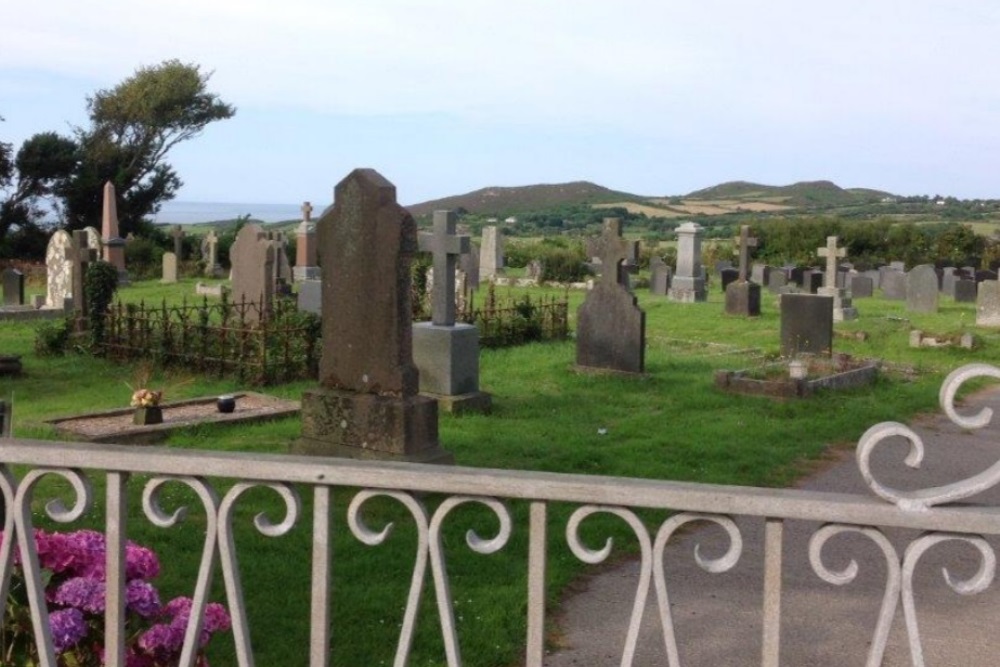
[130,388,163,408]
[0,528,231,666]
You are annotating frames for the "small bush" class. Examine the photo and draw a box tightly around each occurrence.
[85,260,120,348]
[34,317,73,356]
[538,245,588,283]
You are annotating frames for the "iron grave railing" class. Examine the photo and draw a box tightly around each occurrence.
[3,364,1000,666]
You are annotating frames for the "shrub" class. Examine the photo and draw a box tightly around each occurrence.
[85,260,120,348]
[34,317,73,356]
[124,236,165,281]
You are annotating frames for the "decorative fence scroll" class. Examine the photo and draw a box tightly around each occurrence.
[102,295,319,386]
[3,364,1000,666]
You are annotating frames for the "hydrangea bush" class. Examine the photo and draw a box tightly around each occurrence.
[1,529,231,666]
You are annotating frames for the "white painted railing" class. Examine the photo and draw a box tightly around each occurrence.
[3,363,1000,666]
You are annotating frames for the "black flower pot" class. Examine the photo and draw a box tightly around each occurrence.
[217,395,236,414]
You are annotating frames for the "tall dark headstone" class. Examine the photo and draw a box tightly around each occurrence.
[780,294,834,357]
[66,231,98,317]
[2,268,24,306]
[576,218,645,373]
[229,224,277,323]
[719,268,739,292]
[954,279,977,303]
[725,225,761,316]
[296,169,450,462]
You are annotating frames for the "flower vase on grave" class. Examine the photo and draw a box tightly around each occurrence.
[133,406,163,425]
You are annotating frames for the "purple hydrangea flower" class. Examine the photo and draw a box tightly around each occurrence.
[126,579,161,617]
[138,622,185,660]
[53,576,106,614]
[49,607,88,652]
[126,541,160,580]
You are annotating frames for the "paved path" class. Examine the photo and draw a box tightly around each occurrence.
[544,385,1000,666]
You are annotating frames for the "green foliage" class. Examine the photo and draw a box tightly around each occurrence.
[537,244,588,282]
[124,235,166,281]
[85,260,120,347]
[33,317,73,356]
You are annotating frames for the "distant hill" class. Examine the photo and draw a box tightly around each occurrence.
[685,180,895,208]
[406,181,644,218]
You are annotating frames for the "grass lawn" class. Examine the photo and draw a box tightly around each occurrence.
[2,277,998,665]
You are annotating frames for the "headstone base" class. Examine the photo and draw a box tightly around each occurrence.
[423,390,493,415]
[818,286,858,322]
[724,281,761,316]
[294,266,321,281]
[412,322,481,396]
[667,276,706,303]
[297,280,322,315]
[294,387,453,463]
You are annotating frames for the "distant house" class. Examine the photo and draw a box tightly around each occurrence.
[504,216,518,224]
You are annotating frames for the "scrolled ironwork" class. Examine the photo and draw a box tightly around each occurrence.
[902,532,996,667]
[218,482,302,667]
[566,505,653,667]
[808,524,901,667]
[857,362,1000,510]
[346,490,430,667]
[652,513,742,667]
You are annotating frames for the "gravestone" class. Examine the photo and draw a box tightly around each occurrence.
[719,267,739,292]
[525,259,544,282]
[100,182,129,284]
[576,218,645,373]
[171,225,185,259]
[816,236,857,321]
[976,270,998,284]
[862,269,881,289]
[201,231,223,277]
[45,231,73,309]
[413,210,490,413]
[297,279,322,315]
[229,224,277,323]
[788,266,806,287]
[295,168,450,463]
[751,263,772,287]
[294,202,320,281]
[459,242,480,290]
[977,281,1000,327]
[649,256,671,295]
[668,221,706,302]
[890,261,906,272]
[954,279,977,303]
[587,219,639,285]
[2,268,24,306]
[802,270,823,294]
[906,264,939,313]
[161,252,178,284]
[780,294,833,357]
[880,270,906,300]
[940,267,958,297]
[66,230,98,317]
[725,225,761,316]
[767,271,788,293]
[480,226,504,280]
[849,275,873,298]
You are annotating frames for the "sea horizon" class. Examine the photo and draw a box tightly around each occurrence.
[152,200,305,225]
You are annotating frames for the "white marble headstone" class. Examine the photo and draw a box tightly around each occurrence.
[45,230,74,309]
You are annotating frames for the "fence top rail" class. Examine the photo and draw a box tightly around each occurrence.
[4,436,1000,534]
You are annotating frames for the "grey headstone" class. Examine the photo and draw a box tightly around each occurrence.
[297,279,322,315]
[954,279,977,303]
[767,271,787,294]
[2,268,24,306]
[849,275,873,298]
[230,224,277,322]
[940,267,958,297]
[45,230,74,309]
[751,263,772,286]
[668,221,705,302]
[480,226,504,279]
[802,270,823,294]
[977,281,1000,327]
[725,281,761,316]
[780,294,834,357]
[649,257,671,295]
[880,270,907,300]
[418,210,470,326]
[459,242,480,289]
[161,252,178,283]
[906,264,939,313]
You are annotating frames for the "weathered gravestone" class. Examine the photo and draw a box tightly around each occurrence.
[296,279,322,315]
[295,168,451,463]
[525,259,544,282]
[294,201,320,281]
[459,242,480,290]
[45,231,74,309]
[976,270,998,284]
[229,224,277,323]
[751,263,772,287]
[576,218,646,373]
[767,271,788,294]
[954,279,977,303]
[719,267,739,292]
[880,269,906,300]
[66,230,98,317]
[201,230,223,277]
[161,252,178,284]
[977,281,1000,327]
[849,275,874,298]
[802,270,823,294]
[816,236,857,321]
[668,221,706,302]
[940,267,958,297]
[725,225,760,316]
[780,294,834,357]
[413,210,490,413]
[2,268,24,306]
[480,226,504,280]
[649,256,671,295]
[906,264,939,313]
[171,225,185,259]
[100,182,129,284]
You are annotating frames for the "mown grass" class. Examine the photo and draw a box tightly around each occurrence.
[2,278,997,665]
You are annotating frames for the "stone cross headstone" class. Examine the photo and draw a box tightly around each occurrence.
[816,236,846,290]
[2,268,24,306]
[301,201,313,222]
[100,182,128,284]
[734,225,757,282]
[480,226,504,280]
[161,252,178,284]
[418,211,470,326]
[229,224,276,322]
[576,217,646,373]
[66,230,98,316]
[296,168,451,462]
[171,225,185,259]
[45,231,73,309]
[906,264,939,313]
[202,230,222,277]
[668,221,706,302]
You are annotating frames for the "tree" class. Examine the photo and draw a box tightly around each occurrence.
[58,60,236,235]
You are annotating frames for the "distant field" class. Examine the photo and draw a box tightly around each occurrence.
[642,198,794,215]
[593,202,686,217]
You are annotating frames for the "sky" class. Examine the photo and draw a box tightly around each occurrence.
[3,1,1000,207]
